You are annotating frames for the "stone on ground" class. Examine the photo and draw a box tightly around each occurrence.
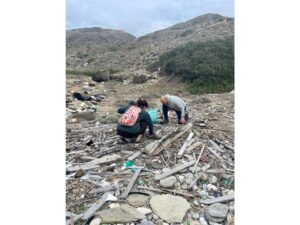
[149,194,190,223]
[96,204,146,223]
[159,176,177,188]
[207,203,228,218]
[127,194,150,207]
[89,217,101,225]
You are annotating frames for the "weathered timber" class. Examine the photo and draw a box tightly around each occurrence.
[121,167,143,198]
[154,160,196,180]
[127,151,142,161]
[192,144,205,173]
[185,141,202,154]
[89,185,118,194]
[177,132,194,157]
[144,123,193,156]
[66,154,121,172]
[199,195,234,204]
[81,193,108,220]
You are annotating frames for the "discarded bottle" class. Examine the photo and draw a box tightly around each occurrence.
[123,161,134,168]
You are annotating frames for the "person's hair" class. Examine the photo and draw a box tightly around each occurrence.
[136,98,149,108]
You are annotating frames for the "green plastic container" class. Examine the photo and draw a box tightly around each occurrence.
[147,108,158,123]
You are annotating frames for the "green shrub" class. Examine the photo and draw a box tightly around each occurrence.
[109,68,119,74]
[92,71,110,82]
[148,37,234,94]
[109,46,118,52]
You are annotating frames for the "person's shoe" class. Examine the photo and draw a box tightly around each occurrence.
[185,112,189,121]
[160,119,169,124]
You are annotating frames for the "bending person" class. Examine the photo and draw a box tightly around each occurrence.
[160,95,188,124]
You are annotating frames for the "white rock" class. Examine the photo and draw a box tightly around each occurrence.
[199,216,208,225]
[89,218,101,225]
[106,193,118,201]
[136,207,152,215]
[109,203,120,208]
[210,176,218,184]
[207,184,217,191]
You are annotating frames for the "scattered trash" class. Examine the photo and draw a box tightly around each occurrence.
[66,79,234,225]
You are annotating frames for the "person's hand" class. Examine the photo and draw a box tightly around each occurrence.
[180,117,185,124]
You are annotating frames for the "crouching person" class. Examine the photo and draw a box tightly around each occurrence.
[160,95,189,124]
[117,99,159,143]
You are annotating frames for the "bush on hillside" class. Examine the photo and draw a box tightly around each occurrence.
[147,37,234,94]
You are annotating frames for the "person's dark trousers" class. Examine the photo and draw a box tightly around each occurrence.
[163,105,187,123]
[138,121,147,134]
[162,104,170,120]
[117,121,147,138]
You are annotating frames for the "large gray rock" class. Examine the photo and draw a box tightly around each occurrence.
[127,194,150,207]
[205,213,224,223]
[149,194,190,223]
[207,203,228,218]
[159,176,177,188]
[96,204,146,223]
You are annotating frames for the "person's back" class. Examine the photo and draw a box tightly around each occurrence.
[116,99,155,142]
[167,95,186,112]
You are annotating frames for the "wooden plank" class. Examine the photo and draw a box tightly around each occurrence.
[189,164,210,189]
[206,147,224,163]
[192,144,205,173]
[66,214,83,225]
[121,167,143,198]
[185,141,202,154]
[199,195,234,204]
[81,193,108,220]
[144,123,193,156]
[136,186,194,198]
[66,154,121,172]
[127,151,142,161]
[89,185,117,194]
[154,160,196,180]
[177,132,194,157]
[209,140,225,153]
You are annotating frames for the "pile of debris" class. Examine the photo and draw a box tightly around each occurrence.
[66,80,106,119]
[66,117,234,225]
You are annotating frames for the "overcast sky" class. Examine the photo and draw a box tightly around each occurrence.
[67,0,234,37]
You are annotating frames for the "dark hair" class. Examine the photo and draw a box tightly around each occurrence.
[136,98,148,108]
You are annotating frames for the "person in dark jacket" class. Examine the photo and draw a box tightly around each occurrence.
[117,99,158,143]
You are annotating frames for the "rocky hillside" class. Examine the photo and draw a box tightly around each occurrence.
[66,14,234,74]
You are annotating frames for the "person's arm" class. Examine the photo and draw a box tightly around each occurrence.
[142,111,154,134]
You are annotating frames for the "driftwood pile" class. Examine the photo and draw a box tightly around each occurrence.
[66,117,235,225]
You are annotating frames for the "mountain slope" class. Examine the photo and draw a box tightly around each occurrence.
[66,13,234,74]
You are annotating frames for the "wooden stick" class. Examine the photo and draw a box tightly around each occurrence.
[185,141,202,154]
[192,144,205,173]
[66,154,121,172]
[209,140,225,153]
[199,195,234,204]
[127,151,142,161]
[89,185,118,194]
[154,160,196,180]
[81,193,108,220]
[177,132,194,157]
[136,186,194,197]
[144,123,193,156]
[206,147,224,163]
[121,167,143,198]
[66,214,83,225]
